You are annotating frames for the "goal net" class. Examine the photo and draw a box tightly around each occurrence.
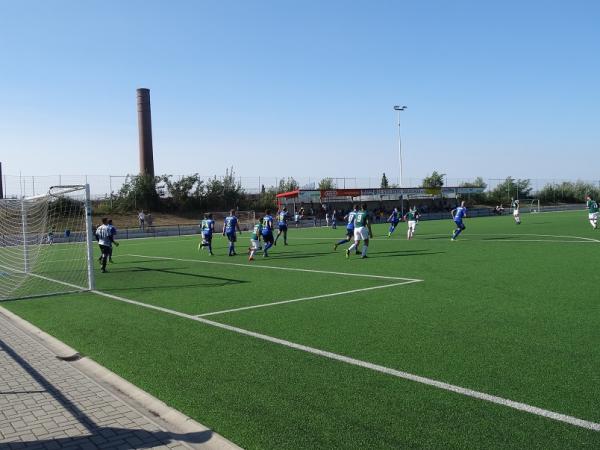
[0,185,95,300]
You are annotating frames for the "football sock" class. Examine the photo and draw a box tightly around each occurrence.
[362,245,368,257]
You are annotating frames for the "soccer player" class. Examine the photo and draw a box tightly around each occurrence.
[387,207,400,237]
[586,195,598,229]
[138,210,145,231]
[451,201,467,240]
[199,213,215,255]
[248,221,263,261]
[274,207,290,245]
[511,198,521,224]
[261,210,275,257]
[107,219,119,262]
[47,227,54,245]
[223,209,242,256]
[95,218,112,273]
[334,205,359,253]
[404,207,418,240]
[331,209,337,229]
[346,203,373,259]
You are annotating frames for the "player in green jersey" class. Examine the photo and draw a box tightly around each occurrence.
[511,198,521,224]
[586,195,598,229]
[248,222,263,261]
[346,203,374,259]
[404,207,418,240]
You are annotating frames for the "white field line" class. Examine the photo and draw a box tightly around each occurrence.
[433,232,600,243]
[3,262,598,431]
[0,264,86,300]
[76,288,599,432]
[124,254,422,282]
[287,233,600,243]
[196,280,420,317]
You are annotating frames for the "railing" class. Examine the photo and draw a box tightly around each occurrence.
[106,203,584,241]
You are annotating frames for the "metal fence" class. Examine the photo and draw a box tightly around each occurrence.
[2,174,599,201]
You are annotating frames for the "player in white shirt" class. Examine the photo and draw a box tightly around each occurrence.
[95,218,112,273]
[511,198,521,224]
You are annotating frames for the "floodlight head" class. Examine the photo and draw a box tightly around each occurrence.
[394,105,407,111]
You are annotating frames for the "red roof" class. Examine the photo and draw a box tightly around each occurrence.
[276,189,300,198]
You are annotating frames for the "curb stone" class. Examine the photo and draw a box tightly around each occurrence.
[0,305,243,450]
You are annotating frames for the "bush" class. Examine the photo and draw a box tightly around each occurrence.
[537,181,600,204]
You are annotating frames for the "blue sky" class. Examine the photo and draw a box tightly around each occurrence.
[1,0,599,185]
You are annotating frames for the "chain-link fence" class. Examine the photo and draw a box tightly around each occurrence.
[2,174,600,203]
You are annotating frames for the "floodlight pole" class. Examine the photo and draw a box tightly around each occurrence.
[394,105,407,215]
[394,106,407,187]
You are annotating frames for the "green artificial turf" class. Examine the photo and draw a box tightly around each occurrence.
[2,210,599,448]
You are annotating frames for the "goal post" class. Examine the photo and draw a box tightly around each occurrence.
[529,199,541,213]
[0,184,95,300]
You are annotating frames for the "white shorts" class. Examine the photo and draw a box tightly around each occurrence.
[513,210,520,217]
[354,226,369,241]
[250,239,261,250]
[408,220,416,231]
[589,213,598,221]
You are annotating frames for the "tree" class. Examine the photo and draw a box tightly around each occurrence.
[380,173,389,188]
[204,167,244,210]
[459,177,487,204]
[459,177,487,189]
[422,171,445,188]
[318,178,335,190]
[160,174,203,210]
[114,174,161,212]
[488,177,532,204]
[277,177,299,193]
[537,180,600,204]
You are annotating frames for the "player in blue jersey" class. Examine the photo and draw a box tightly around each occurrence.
[222,209,242,256]
[387,207,401,237]
[107,219,119,263]
[451,201,467,241]
[334,205,360,253]
[198,213,215,255]
[261,210,275,257]
[274,207,290,246]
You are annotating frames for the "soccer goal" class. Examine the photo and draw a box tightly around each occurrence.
[529,199,541,213]
[0,185,95,300]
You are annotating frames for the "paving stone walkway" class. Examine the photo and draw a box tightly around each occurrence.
[0,311,207,449]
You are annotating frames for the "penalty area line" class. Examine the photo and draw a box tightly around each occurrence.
[195,279,421,317]
[124,253,422,282]
[87,288,600,432]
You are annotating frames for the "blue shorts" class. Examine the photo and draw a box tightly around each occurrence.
[225,231,237,242]
[202,232,212,241]
[346,227,354,237]
[390,220,400,226]
[454,220,465,229]
[278,224,288,232]
[262,231,274,243]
